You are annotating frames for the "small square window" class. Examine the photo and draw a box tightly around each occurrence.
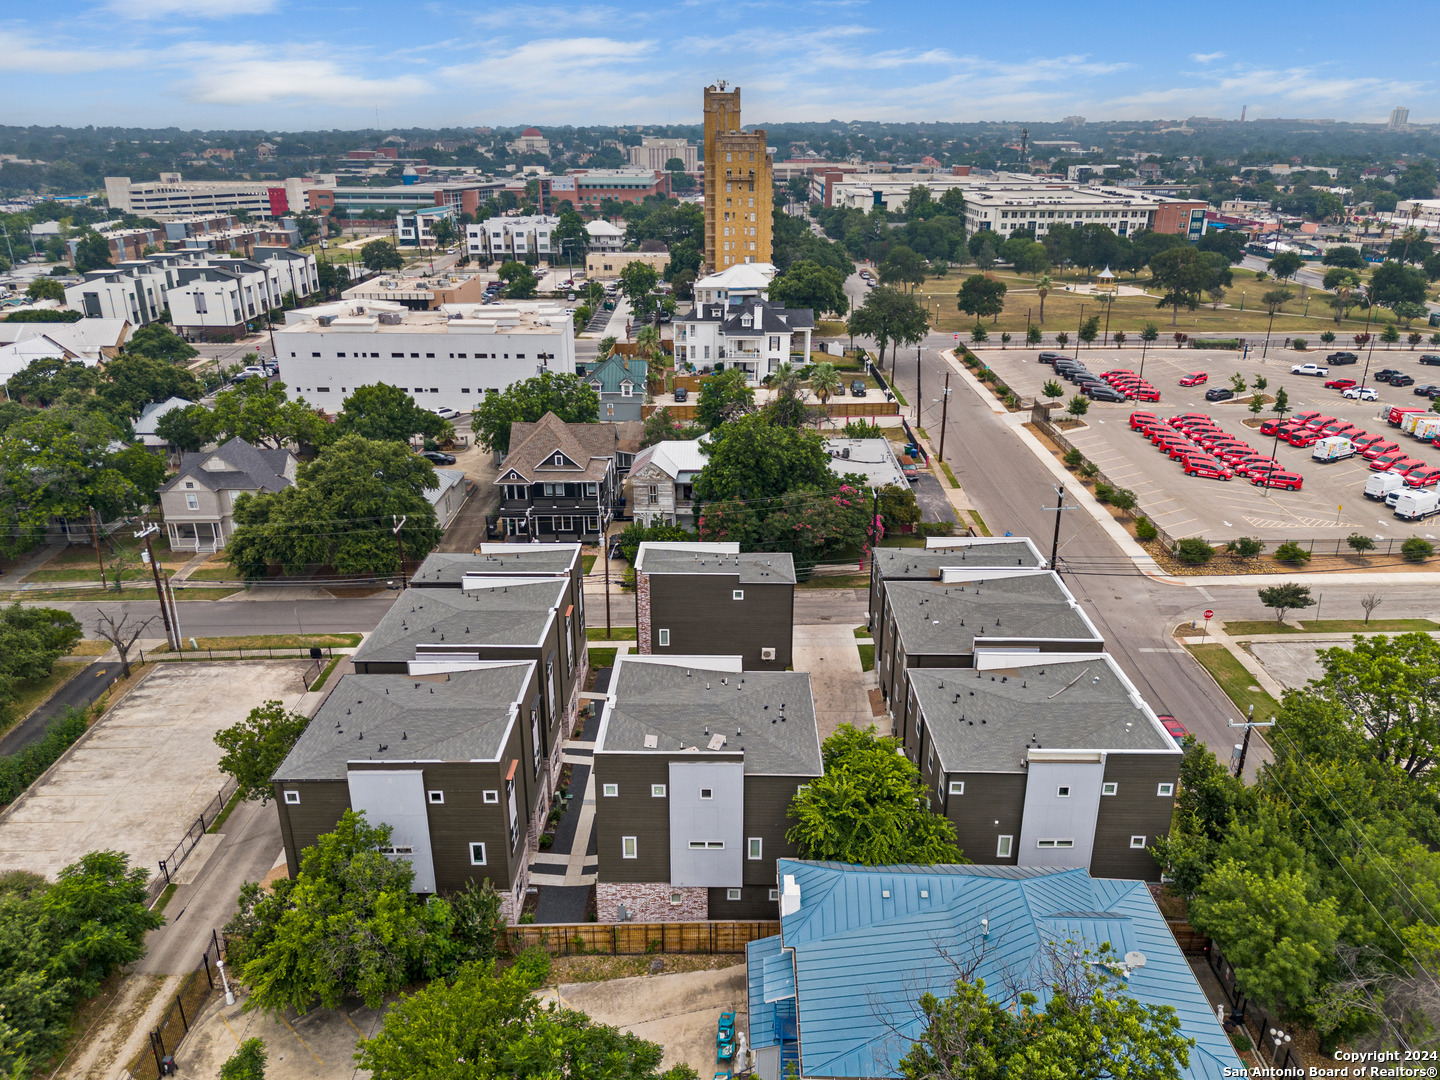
[482,790,499,804]
[603,783,619,797]
[1056,786,1071,798]
[948,781,965,795]
[670,892,683,905]
[1102,782,1118,796]
[283,790,300,805]
[469,842,487,865]
[427,790,444,805]
[651,784,666,798]
[1130,835,1147,849]
[727,888,742,901]
[622,836,637,858]
[996,835,1013,858]
[732,589,744,600]
[699,788,713,800]
[768,888,780,901]
[657,629,670,647]
[1157,783,1175,797]
[748,837,763,860]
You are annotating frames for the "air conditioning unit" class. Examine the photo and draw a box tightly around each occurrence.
[760,647,776,661]
[316,315,335,327]
[378,312,403,325]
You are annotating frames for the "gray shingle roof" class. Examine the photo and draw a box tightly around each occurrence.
[500,413,644,484]
[159,436,293,496]
[886,574,1100,655]
[351,580,566,665]
[909,657,1177,774]
[636,546,796,585]
[272,666,534,781]
[600,661,822,776]
[873,541,1045,579]
[412,547,579,585]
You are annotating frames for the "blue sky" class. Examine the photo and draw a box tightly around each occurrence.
[2,0,1433,130]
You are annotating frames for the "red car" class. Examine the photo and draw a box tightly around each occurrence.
[1370,451,1408,471]
[1293,410,1322,424]
[1322,421,1359,438]
[1173,412,1212,423]
[1179,372,1208,386]
[1252,470,1303,490]
[1132,385,1162,402]
[1351,432,1382,449]
[1304,414,1338,432]
[1186,459,1234,480]
[1238,459,1284,479]
[1104,369,1137,381]
[1157,716,1188,740]
[1129,411,1159,430]
[1394,457,1430,475]
[1287,430,1320,448]
[1405,467,1440,488]
[1363,440,1401,460]
[1325,378,1358,390]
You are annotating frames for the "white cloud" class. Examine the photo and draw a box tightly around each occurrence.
[176,46,431,106]
[470,5,629,29]
[0,30,132,72]
[1191,51,1225,63]
[103,0,280,18]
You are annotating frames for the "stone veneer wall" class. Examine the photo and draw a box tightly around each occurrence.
[635,571,652,653]
[596,882,708,922]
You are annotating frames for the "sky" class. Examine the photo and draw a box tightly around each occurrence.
[2,0,1435,131]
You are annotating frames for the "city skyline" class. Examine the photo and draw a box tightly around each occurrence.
[0,0,1432,130]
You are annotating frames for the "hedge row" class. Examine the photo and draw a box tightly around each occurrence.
[0,707,91,806]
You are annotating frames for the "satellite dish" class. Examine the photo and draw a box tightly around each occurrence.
[1124,951,1147,969]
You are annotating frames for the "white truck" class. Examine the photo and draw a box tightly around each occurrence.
[1408,415,1440,442]
[1366,471,1407,501]
[1394,488,1440,520]
[1290,362,1329,377]
[1311,436,1354,462]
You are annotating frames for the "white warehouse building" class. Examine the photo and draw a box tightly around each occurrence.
[274,300,577,414]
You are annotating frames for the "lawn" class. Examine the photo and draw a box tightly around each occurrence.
[0,664,87,739]
[856,643,875,672]
[1184,643,1280,723]
[23,540,187,584]
[0,586,241,602]
[1221,618,1439,637]
[852,625,870,638]
[152,633,361,652]
[798,573,871,589]
[581,554,597,575]
[68,641,113,657]
[588,647,618,669]
[185,566,239,582]
[587,627,637,641]
[941,462,961,489]
[918,266,1406,340]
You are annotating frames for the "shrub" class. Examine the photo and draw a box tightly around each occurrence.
[971,322,988,343]
[1063,448,1083,468]
[1273,541,1312,564]
[1093,482,1113,503]
[1043,379,1064,399]
[1403,537,1435,561]
[1227,536,1264,557]
[1112,330,1127,346]
[1175,537,1214,564]
[1004,393,1019,409]
[1293,338,1308,350]
[1347,533,1376,553]
[1078,460,1098,479]
[1066,394,1090,418]
[1231,1032,1253,1053]
[1109,488,1137,513]
[916,521,955,537]
[1319,330,1336,344]
[1135,516,1158,541]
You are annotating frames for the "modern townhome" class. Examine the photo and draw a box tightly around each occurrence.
[673,296,814,385]
[348,577,584,842]
[867,535,1048,620]
[626,439,707,527]
[490,413,643,542]
[745,860,1243,1080]
[411,543,584,628]
[874,568,1103,710]
[634,542,796,670]
[158,436,296,551]
[896,653,1181,879]
[270,663,544,921]
[593,654,822,921]
[585,352,648,422]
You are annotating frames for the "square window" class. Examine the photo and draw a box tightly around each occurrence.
[1057,786,1071,798]
[948,781,965,795]
[996,835,1013,858]
[469,842,487,865]
[603,783,618,797]
[651,784,666,798]
[427,790,444,805]
[1157,783,1175,797]
[622,836,637,858]
[1102,782,1118,796]
[727,888,742,901]
[1130,835,1147,849]
[748,837,762,860]
[669,892,682,905]
[283,790,300,805]
[657,629,670,647]
[732,590,744,600]
[768,888,780,901]
[482,790,499,804]
[700,788,713,800]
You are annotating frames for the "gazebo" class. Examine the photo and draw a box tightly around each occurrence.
[1096,265,1119,296]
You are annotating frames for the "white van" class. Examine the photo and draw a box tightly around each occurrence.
[1394,489,1440,520]
[1311,436,1354,462]
[1366,471,1407,501]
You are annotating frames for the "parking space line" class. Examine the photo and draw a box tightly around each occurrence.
[280,1015,324,1064]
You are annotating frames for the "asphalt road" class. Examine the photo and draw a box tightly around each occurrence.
[0,662,119,755]
[42,597,399,637]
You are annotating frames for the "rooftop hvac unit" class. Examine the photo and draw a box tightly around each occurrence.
[841,447,851,459]
[378,312,403,325]
[316,315,335,327]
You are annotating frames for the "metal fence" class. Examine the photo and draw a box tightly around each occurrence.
[1207,944,1308,1071]
[141,645,336,664]
[129,929,227,1079]
[152,777,238,895]
[507,920,780,956]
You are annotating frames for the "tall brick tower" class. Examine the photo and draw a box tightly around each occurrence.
[703,83,772,274]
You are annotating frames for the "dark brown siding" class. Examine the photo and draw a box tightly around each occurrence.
[708,884,780,920]
[743,775,811,886]
[646,573,794,669]
[273,780,352,875]
[418,760,514,893]
[593,752,674,883]
[1091,753,1180,880]
[943,772,1026,865]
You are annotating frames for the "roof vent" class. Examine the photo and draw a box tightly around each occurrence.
[644,734,659,749]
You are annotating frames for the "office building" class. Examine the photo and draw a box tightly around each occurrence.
[105,174,312,218]
[1390,106,1411,131]
[540,170,670,210]
[584,251,669,280]
[343,270,490,311]
[629,138,697,173]
[308,180,502,223]
[703,84,773,272]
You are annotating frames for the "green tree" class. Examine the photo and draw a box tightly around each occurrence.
[214,701,312,805]
[640,406,704,448]
[1035,273,1053,324]
[955,274,1007,323]
[1042,379,1063,399]
[617,260,660,321]
[1258,582,1315,624]
[1323,267,1363,324]
[333,384,450,444]
[847,286,931,371]
[155,404,215,452]
[1150,247,1228,326]
[808,362,840,420]
[878,244,927,293]
[1012,240,1050,277]
[1370,260,1429,309]
[98,354,202,420]
[0,605,82,721]
[124,322,199,365]
[1267,251,1304,280]
[615,519,698,562]
[428,217,458,250]
[1311,633,1440,777]
[1066,394,1089,419]
[1381,323,1401,345]
[695,368,755,431]
[471,372,598,455]
[770,261,848,316]
[1077,314,1100,347]
[227,435,442,578]
[1322,245,1366,269]
[693,413,831,504]
[788,724,964,864]
[71,231,112,274]
[209,380,325,450]
[497,260,539,299]
[1026,325,1042,345]
[360,239,403,273]
[24,278,64,302]
[5,358,101,407]
[220,1038,267,1080]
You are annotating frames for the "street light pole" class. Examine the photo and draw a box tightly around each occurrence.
[135,524,176,649]
[1075,303,1085,358]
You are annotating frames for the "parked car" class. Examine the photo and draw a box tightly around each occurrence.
[1304,414,1338,431]
[1405,467,1440,488]
[1325,351,1359,364]
[1393,456,1431,475]
[1259,418,1286,436]
[1352,432,1385,449]
[1290,363,1329,377]
[1361,440,1401,461]
[1392,374,1415,387]
[1370,451,1408,471]
[1343,386,1379,401]
[850,380,867,397]
[420,450,457,465]
[433,406,459,420]
[1179,371,1209,386]
[1374,369,1403,383]
[1129,411,1159,429]
[1204,387,1234,402]
[1084,384,1126,402]
[1185,459,1234,480]
[1237,459,1284,479]
[1251,470,1304,490]
[1157,715,1189,740]
[1324,378,1357,390]
[1287,430,1320,448]
[1420,354,1440,366]
[1415,384,1440,397]
[1131,385,1161,402]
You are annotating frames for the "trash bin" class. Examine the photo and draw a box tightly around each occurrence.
[160,1055,177,1076]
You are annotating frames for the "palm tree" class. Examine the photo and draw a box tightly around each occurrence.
[809,362,841,427]
[1036,274,1052,325]
[634,325,661,362]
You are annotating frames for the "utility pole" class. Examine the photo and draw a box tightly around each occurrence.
[1041,484,1078,571]
[915,343,922,424]
[88,507,107,590]
[937,374,952,462]
[1075,303,1085,358]
[392,515,409,588]
[135,524,176,649]
[598,480,612,635]
[1230,705,1276,777]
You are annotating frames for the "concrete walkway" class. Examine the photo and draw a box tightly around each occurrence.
[793,623,873,741]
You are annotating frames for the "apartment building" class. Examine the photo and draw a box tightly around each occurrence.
[396,206,457,247]
[867,535,1047,618]
[673,296,813,384]
[465,215,557,264]
[105,174,312,218]
[703,84,773,272]
[273,300,576,414]
[410,544,585,633]
[629,138,697,173]
[592,654,823,921]
[634,542,795,670]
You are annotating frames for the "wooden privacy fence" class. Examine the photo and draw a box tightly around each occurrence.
[641,401,898,421]
[508,920,780,956]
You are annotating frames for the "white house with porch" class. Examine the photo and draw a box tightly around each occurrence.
[158,437,297,551]
[673,296,814,385]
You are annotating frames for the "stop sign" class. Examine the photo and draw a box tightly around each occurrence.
[1204,609,1214,620]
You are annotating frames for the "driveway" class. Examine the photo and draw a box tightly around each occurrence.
[793,624,873,740]
[913,472,961,527]
[0,661,116,755]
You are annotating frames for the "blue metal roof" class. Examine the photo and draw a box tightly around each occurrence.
[763,951,796,1003]
[757,860,1242,1080]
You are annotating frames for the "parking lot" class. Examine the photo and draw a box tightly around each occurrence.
[970,345,1440,544]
